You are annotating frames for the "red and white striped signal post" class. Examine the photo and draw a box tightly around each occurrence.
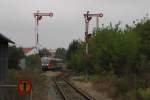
[84,11,103,55]
[34,11,53,52]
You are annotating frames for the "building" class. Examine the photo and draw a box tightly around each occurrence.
[20,47,38,69]
[22,47,38,56]
[49,48,56,57]
[0,33,14,83]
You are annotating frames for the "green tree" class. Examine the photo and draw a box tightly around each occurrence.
[39,48,51,57]
[66,18,150,100]
[133,19,150,89]
[25,54,41,70]
[89,24,140,75]
[55,48,66,60]
[8,46,24,69]
[134,19,150,57]
[66,40,81,60]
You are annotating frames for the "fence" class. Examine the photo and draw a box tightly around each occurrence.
[0,84,32,100]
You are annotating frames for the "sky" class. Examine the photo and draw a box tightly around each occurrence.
[0,0,149,49]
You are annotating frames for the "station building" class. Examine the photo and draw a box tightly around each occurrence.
[0,33,14,83]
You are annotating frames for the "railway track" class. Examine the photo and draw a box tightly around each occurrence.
[54,78,96,100]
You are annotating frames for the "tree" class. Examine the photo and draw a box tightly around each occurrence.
[25,54,41,70]
[39,48,50,57]
[134,19,150,58]
[66,18,150,99]
[66,40,81,60]
[8,46,24,69]
[55,48,66,60]
[133,19,150,88]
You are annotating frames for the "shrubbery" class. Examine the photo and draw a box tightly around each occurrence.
[25,54,41,70]
[66,18,150,100]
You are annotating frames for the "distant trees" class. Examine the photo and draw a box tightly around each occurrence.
[55,48,66,60]
[39,48,50,57]
[66,40,82,60]
[65,40,86,71]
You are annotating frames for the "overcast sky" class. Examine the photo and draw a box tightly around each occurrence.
[0,0,149,49]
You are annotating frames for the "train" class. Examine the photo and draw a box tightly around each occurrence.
[41,57,63,71]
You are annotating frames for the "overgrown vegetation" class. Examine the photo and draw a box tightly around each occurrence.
[8,69,48,100]
[25,54,41,70]
[66,18,150,100]
[8,47,46,99]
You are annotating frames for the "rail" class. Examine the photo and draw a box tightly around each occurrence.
[54,79,96,100]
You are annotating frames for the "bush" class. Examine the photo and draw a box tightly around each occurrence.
[138,88,150,100]
[67,18,150,100]
[25,54,41,70]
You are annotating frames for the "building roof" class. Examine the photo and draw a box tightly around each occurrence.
[0,33,15,44]
[49,48,56,52]
[22,47,35,54]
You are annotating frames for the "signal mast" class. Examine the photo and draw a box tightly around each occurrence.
[34,10,53,52]
[84,11,103,55]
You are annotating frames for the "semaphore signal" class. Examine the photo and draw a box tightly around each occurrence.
[33,10,53,52]
[84,11,103,55]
